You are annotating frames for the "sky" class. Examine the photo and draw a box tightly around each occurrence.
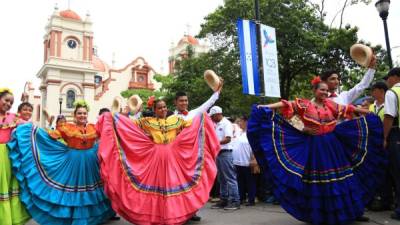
[0,0,399,111]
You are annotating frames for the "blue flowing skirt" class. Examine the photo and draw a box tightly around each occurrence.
[247,106,387,225]
[7,123,115,225]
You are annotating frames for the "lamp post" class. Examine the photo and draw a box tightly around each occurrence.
[375,0,393,69]
[58,97,63,114]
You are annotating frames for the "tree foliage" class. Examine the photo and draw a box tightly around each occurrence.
[120,74,175,108]
[121,0,389,117]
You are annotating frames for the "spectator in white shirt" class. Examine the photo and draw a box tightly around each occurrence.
[232,116,258,206]
[368,81,391,212]
[321,55,376,105]
[383,67,400,221]
[209,106,240,210]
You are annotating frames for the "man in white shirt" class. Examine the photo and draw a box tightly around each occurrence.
[172,88,221,222]
[173,84,222,120]
[321,55,376,105]
[173,87,222,222]
[368,81,392,212]
[209,106,240,210]
[383,67,400,221]
[232,116,257,206]
[369,81,387,121]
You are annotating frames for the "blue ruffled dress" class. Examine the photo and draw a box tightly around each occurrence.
[7,123,114,225]
[247,105,387,225]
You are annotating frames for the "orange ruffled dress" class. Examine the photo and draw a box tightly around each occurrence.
[48,123,97,149]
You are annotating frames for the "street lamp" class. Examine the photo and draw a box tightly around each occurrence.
[375,0,393,69]
[58,97,63,114]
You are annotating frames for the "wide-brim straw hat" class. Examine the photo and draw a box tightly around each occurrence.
[111,96,123,113]
[204,70,221,92]
[350,44,373,67]
[128,95,143,114]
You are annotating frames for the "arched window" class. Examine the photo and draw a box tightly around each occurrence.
[66,90,76,108]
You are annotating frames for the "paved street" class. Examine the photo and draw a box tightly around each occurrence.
[27,203,399,225]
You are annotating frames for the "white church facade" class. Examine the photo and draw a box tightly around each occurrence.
[22,7,158,126]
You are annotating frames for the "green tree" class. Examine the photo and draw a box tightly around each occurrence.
[133,0,389,116]
[120,74,175,108]
[197,0,388,100]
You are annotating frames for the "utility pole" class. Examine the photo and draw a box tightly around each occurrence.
[254,0,265,98]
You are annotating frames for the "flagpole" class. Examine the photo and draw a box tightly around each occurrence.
[254,0,265,100]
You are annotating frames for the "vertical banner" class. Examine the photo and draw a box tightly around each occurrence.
[237,19,261,96]
[260,24,281,98]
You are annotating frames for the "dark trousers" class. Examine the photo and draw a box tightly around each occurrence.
[378,168,395,206]
[235,165,256,203]
[210,179,220,198]
[253,151,274,201]
[388,129,400,215]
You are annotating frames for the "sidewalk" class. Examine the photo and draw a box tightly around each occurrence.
[27,203,399,225]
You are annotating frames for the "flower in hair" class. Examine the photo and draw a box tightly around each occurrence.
[311,76,321,86]
[147,96,155,109]
[0,87,13,95]
[73,99,90,111]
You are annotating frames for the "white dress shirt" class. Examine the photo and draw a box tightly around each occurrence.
[232,132,253,167]
[330,69,375,105]
[384,83,400,118]
[174,92,219,120]
[215,117,233,150]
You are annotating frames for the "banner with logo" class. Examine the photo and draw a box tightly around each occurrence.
[260,24,280,98]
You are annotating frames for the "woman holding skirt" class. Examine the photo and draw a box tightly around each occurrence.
[0,88,30,225]
[7,100,114,225]
[247,78,387,225]
[96,99,220,225]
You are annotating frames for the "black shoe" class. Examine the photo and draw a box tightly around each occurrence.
[382,205,393,211]
[224,202,240,210]
[272,200,280,205]
[211,201,228,209]
[391,213,400,221]
[109,215,120,221]
[190,214,201,221]
[369,199,381,211]
[245,202,255,206]
[355,215,370,222]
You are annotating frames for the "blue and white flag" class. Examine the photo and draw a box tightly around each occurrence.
[260,24,280,98]
[237,19,261,96]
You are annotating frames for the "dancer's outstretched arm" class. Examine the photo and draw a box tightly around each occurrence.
[188,82,223,120]
[257,101,285,109]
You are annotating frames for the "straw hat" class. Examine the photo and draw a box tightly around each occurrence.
[204,70,221,92]
[128,95,143,114]
[111,96,123,113]
[350,44,373,67]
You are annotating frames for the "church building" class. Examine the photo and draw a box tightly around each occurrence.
[22,6,158,126]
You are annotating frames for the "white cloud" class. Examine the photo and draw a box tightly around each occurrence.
[314,0,400,62]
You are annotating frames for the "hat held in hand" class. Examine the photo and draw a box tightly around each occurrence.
[204,70,221,92]
[128,94,143,114]
[111,96,123,113]
[350,44,373,67]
